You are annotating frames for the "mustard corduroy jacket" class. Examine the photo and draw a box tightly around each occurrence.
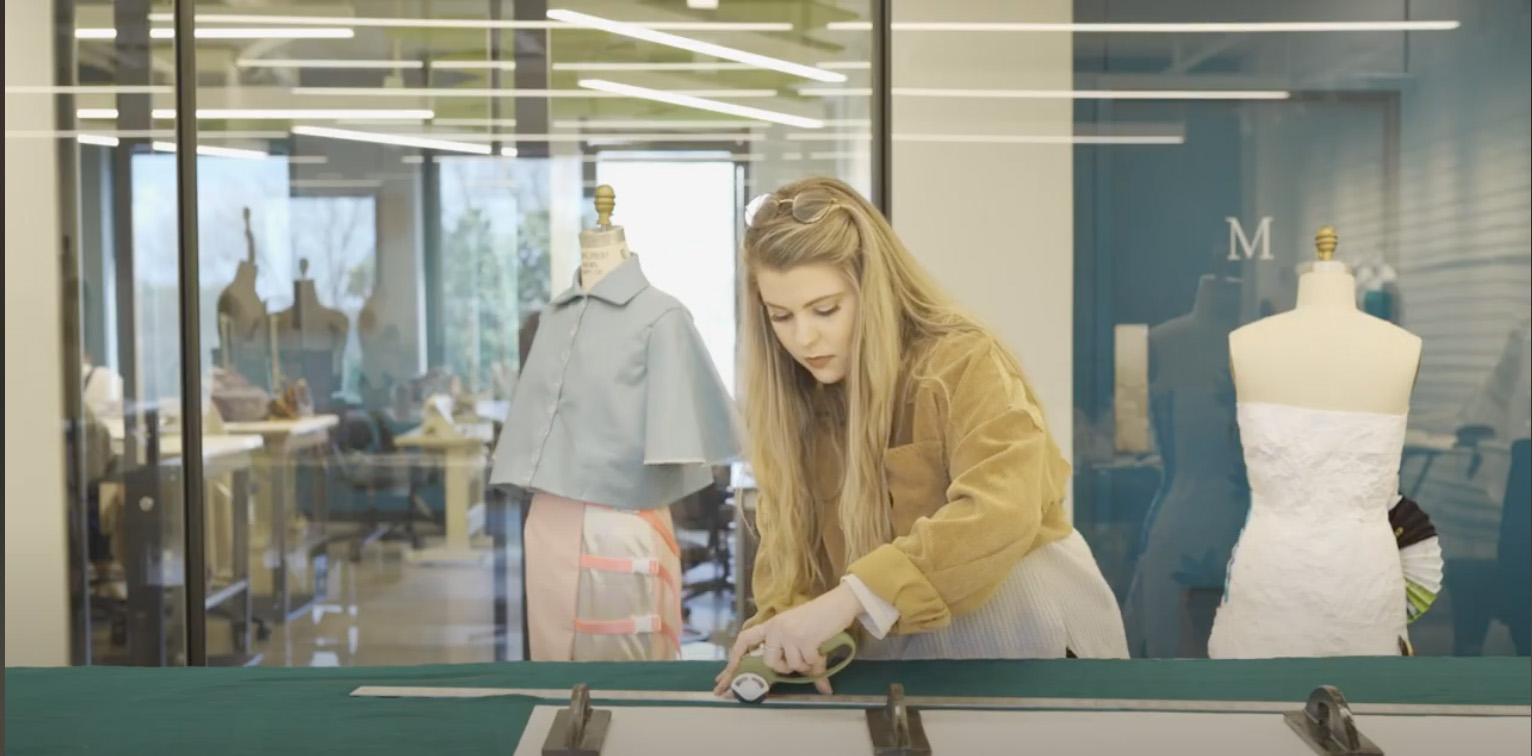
[749,329,1073,636]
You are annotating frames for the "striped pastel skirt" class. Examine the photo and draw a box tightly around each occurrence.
[524,492,683,661]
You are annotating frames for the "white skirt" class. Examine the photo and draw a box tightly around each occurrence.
[857,530,1129,660]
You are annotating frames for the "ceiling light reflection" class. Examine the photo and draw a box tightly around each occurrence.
[825,20,1461,33]
[578,79,824,129]
[548,9,844,83]
[76,27,355,40]
[291,125,492,154]
[801,87,1290,100]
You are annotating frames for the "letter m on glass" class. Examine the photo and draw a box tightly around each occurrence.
[1225,217,1274,261]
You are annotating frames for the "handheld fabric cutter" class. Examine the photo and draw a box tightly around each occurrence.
[728,632,858,704]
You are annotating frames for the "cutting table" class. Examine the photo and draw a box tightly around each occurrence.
[4,657,1528,755]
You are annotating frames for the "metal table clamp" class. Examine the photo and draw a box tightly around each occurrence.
[542,684,612,756]
[865,684,933,756]
[1285,685,1385,756]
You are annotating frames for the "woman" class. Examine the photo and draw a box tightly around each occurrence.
[714,178,1127,696]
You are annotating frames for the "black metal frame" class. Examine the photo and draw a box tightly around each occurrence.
[871,0,892,217]
[171,0,208,668]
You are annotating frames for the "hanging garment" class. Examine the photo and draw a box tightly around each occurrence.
[491,255,743,513]
[1209,403,1409,659]
[525,491,683,662]
[855,531,1130,660]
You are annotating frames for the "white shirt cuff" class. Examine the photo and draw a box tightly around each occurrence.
[841,575,900,640]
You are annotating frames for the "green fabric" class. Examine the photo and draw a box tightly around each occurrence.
[5,658,1527,755]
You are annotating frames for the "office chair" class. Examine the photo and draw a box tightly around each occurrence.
[329,410,429,561]
[670,470,736,642]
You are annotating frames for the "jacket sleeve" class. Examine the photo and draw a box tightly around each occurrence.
[741,491,815,629]
[643,307,745,466]
[845,340,1070,634]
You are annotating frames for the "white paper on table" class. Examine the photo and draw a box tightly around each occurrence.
[514,705,1530,756]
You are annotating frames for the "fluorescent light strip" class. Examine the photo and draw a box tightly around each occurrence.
[76,27,355,39]
[150,142,270,159]
[579,79,823,129]
[460,132,761,143]
[553,61,757,72]
[786,131,1185,145]
[78,108,434,120]
[825,20,1460,33]
[292,125,491,154]
[584,152,765,163]
[894,133,1185,145]
[552,118,770,130]
[800,87,1290,100]
[500,147,518,157]
[147,13,791,32]
[785,133,1186,145]
[76,134,121,147]
[237,59,425,70]
[301,131,764,143]
[292,86,776,98]
[430,60,519,71]
[436,60,821,73]
[6,85,171,95]
[433,118,520,128]
[548,10,844,83]
[786,132,872,141]
[187,109,435,119]
[817,61,872,70]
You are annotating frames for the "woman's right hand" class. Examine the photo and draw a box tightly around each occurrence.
[713,623,833,698]
[712,585,860,697]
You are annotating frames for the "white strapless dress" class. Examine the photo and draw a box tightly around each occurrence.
[1208,402,1409,659]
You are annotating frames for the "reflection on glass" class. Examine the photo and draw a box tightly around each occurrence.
[52,0,873,667]
[1064,0,1530,659]
[1124,272,1250,659]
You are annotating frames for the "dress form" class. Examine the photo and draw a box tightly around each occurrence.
[1209,227,1419,659]
[273,259,350,404]
[216,208,270,376]
[1229,227,1421,414]
[579,185,630,291]
[1125,273,1249,658]
[357,283,408,410]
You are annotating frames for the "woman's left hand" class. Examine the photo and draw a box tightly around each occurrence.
[714,584,863,697]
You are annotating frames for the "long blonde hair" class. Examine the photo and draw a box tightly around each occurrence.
[742,176,998,596]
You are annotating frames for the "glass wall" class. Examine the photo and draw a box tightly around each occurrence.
[8,0,1526,670]
[1072,1,1528,658]
[888,0,1527,659]
[37,0,873,667]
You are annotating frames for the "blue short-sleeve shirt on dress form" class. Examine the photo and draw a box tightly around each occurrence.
[489,254,743,511]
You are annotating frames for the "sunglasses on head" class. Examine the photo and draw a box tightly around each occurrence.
[745,190,838,229]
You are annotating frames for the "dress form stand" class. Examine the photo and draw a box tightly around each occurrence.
[1229,226,1421,414]
[215,208,270,382]
[579,185,630,291]
[273,258,350,409]
[1209,226,1424,659]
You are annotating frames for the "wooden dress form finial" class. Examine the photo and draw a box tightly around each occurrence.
[593,185,616,229]
[1315,226,1338,261]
